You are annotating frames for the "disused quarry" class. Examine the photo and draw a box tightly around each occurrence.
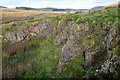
[2,7,120,78]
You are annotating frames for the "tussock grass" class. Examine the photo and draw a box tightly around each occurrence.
[2,7,120,78]
[102,2,119,9]
[1,8,66,23]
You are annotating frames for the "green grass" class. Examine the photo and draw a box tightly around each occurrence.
[114,45,120,56]
[3,36,62,78]
[2,36,86,78]
[57,54,85,78]
[2,7,120,78]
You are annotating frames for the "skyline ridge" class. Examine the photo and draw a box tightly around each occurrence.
[1,0,119,9]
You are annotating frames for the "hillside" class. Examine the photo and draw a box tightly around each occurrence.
[15,7,87,12]
[0,6,7,8]
[1,8,66,23]
[90,6,104,10]
[102,2,119,9]
[2,6,120,79]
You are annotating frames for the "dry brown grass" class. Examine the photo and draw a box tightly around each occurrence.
[1,8,66,23]
[102,2,119,9]
[2,40,38,56]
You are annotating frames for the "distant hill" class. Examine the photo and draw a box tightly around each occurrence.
[40,7,56,11]
[16,7,39,10]
[17,5,119,11]
[103,2,119,9]
[53,9,87,12]
[90,6,104,10]
[15,7,87,12]
[41,7,87,12]
[0,6,7,8]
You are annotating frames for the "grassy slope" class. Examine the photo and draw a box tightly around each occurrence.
[102,2,119,9]
[2,7,120,78]
[1,8,66,23]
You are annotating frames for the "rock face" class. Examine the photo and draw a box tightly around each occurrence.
[0,35,2,43]
[54,21,75,47]
[36,21,55,38]
[1,5,120,79]
[85,52,97,66]
[57,21,120,71]
[3,20,120,68]
[94,55,120,78]
[3,20,55,43]
[60,40,79,64]
[60,32,81,64]
[107,26,119,50]
[2,9,120,78]
[4,32,17,43]
[16,30,28,42]
[55,27,70,47]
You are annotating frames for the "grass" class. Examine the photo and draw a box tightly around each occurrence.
[2,7,120,78]
[57,54,85,78]
[2,35,86,78]
[2,36,62,78]
[1,8,66,23]
[102,2,119,9]
[114,45,120,56]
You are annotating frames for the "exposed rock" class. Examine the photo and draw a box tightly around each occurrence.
[39,24,53,38]
[0,34,2,43]
[4,28,30,43]
[4,32,17,43]
[57,39,80,72]
[97,55,120,74]
[106,25,119,50]
[54,21,74,47]
[36,21,55,38]
[2,65,18,78]
[2,7,120,78]
[29,25,40,34]
[16,30,27,42]
[3,20,55,43]
[60,40,79,64]
[85,52,97,66]
[59,32,81,64]
[55,27,70,47]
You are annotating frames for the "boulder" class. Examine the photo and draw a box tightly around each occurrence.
[55,27,70,47]
[0,34,2,43]
[85,52,97,66]
[16,30,27,42]
[4,32,17,43]
[106,26,119,50]
[54,21,75,47]
[60,40,79,64]
[98,56,120,74]
[35,21,55,38]
[59,32,81,64]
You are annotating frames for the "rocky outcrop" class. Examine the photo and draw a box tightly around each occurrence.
[4,31,17,43]
[3,20,55,43]
[59,32,81,64]
[16,30,28,42]
[0,34,2,43]
[85,52,97,66]
[2,11,120,78]
[99,56,120,73]
[57,21,120,72]
[55,21,75,47]
[94,55,120,78]
[35,21,55,38]
[106,25,120,50]
[2,7,120,78]
[55,27,70,47]
[3,20,119,68]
